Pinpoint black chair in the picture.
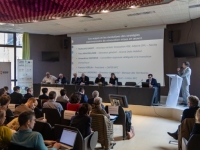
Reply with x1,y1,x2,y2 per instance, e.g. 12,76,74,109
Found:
125,82,136,86
36,99,42,109
57,101,67,110
117,82,122,86
157,83,161,103
8,143,36,150
89,81,94,85
33,120,55,140
54,124,98,150
182,134,200,150
42,108,61,126
105,105,127,140
34,107,42,118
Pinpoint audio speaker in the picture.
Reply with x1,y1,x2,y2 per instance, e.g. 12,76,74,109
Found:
169,31,173,43
63,39,68,49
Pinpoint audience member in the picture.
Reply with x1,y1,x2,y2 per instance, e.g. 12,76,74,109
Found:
0,88,6,96
56,89,69,103
55,73,69,84
79,73,89,85
71,73,80,84
0,107,12,149
0,94,13,123
24,88,33,100
78,87,88,103
42,72,57,84
43,91,63,113
11,111,60,149
88,90,105,109
190,108,200,136
109,73,118,85
3,86,10,95
39,88,49,100
10,86,23,104
167,95,199,139
91,97,110,119
66,93,81,111
70,103,92,138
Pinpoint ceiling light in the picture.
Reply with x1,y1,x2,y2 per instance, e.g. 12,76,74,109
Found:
76,13,85,16
32,20,38,22
130,5,139,8
101,10,109,13
0,23,6,25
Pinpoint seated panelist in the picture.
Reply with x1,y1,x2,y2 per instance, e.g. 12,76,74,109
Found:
55,73,68,84
109,73,118,85
95,74,105,85
71,73,80,84
146,74,157,87
80,73,89,85
42,72,57,84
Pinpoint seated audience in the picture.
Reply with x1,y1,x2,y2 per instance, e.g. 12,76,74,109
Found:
14,97,38,117
109,73,118,85
42,72,57,84
11,111,60,149
95,73,105,85
10,86,23,104
79,73,89,85
23,88,34,103
66,93,81,112
0,94,13,123
43,91,63,113
190,108,200,136
70,103,92,138
4,86,10,95
55,73,69,84
78,87,88,103
0,88,6,96
88,90,105,109
71,73,80,84
91,97,110,119
167,95,199,139
56,89,69,103
39,88,49,100
0,107,13,149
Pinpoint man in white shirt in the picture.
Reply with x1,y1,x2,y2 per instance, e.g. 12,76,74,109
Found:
42,72,57,84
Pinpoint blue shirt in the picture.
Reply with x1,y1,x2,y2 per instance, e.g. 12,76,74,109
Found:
43,99,63,113
11,129,56,150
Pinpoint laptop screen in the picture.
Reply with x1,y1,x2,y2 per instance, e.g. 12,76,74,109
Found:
60,129,77,147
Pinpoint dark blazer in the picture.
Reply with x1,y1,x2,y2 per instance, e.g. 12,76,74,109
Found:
181,106,199,122
109,78,118,85
80,93,88,103
10,92,23,104
88,98,105,109
56,77,69,84
39,94,49,100
80,76,89,85
146,78,158,87
95,77,105,84
70,115,92,138
71,77,80,84
191,123,200,136
22,93,34,103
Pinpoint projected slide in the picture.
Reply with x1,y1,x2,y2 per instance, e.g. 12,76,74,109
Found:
71,28,164,85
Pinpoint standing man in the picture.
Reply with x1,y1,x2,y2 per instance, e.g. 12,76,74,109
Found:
95,74,105,85
42,72,57,84
146,74,158,104
56,73,69,84
71,73,80,84
80,73,89,85
177,61,191,105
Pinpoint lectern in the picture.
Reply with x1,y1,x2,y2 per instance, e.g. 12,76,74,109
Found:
166,74,183,107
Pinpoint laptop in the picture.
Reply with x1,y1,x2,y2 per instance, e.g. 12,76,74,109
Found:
58,129,78,149
142,82,149,88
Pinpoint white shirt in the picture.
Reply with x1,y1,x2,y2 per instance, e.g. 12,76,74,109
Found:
42,75,57,84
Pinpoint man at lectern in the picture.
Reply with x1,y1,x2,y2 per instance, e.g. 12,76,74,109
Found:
146,74,158,103
177,61,191,105
80,73,89,85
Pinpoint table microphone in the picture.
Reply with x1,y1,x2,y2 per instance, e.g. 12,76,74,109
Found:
135,79,143,87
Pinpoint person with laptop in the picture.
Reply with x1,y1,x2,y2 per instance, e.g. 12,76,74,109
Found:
146,74,158,103
70,103,92,138
11,111,61,150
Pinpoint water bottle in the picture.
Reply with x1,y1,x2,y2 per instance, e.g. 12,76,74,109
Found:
115,80,117,86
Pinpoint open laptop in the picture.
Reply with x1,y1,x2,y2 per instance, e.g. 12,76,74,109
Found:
142,82,149,88
58,129,78,149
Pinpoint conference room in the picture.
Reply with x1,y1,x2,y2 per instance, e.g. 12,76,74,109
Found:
0,0,200,150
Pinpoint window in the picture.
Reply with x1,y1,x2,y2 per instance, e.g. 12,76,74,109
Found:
0,33,14,45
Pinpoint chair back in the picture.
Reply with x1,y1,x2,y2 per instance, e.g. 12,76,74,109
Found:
8,143,36,150
34,107,42,118
117,82,122,86
37,99,42,109
33,120,55,140
187,134,200,150
54,124,83,150
90,114,111,149
57,101,67,110
125,82,136,86
89,81,94,85
42,108,61,126
61,110,76,126
8,104,16,112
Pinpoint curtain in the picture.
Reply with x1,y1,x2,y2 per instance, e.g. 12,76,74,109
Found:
22,32,30,59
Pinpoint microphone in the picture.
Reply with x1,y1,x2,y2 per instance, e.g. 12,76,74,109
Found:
135,79,143,87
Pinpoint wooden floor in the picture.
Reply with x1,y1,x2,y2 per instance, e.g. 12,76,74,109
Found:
96,115,179,150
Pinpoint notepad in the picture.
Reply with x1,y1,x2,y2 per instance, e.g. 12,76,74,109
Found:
110,115,118,120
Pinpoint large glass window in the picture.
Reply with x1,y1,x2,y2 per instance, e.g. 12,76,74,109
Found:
0,33,14,45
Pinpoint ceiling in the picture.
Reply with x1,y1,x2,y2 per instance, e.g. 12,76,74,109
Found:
0,0,200,35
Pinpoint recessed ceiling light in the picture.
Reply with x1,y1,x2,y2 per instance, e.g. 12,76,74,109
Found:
76,13,85,16
101,10,109,13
